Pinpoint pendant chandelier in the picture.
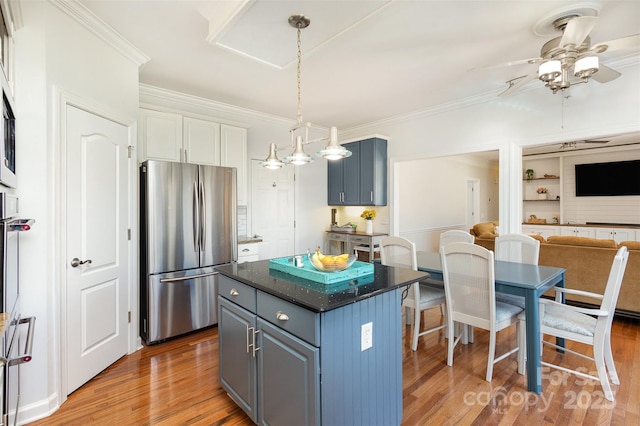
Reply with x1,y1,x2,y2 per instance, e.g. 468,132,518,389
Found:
260,15,351,170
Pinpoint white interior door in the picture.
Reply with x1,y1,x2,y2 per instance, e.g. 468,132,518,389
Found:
65,105,129,394
251,161,295,259
466,179,480,229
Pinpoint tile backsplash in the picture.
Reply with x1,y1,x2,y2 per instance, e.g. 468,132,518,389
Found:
237,205,247,236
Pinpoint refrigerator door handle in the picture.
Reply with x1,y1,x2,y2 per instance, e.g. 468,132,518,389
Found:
159,270,219,283
193,178,200,253
200,179,206,250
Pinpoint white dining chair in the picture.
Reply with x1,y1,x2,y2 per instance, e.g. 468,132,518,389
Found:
380,236,447,351
495,233,540,265
494,234,541,309
439,229,475,247
440,242,525,381
534,246,629,401
435,229,476,341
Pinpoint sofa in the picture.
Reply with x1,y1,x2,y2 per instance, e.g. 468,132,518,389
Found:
469,227,640,318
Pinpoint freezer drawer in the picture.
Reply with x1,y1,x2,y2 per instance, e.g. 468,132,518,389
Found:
143,267,219,344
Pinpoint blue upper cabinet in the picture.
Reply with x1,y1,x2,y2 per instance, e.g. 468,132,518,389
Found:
328,137,387,206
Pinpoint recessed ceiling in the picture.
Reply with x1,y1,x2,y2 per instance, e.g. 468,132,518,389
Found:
79,0,640,129
203,1,391,68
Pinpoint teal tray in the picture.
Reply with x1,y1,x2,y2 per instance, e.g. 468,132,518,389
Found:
269,256,374,284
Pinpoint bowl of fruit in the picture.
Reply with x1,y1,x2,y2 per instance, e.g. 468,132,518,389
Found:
309,248,357,272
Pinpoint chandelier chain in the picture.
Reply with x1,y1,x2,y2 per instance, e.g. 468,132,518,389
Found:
296,26,303,125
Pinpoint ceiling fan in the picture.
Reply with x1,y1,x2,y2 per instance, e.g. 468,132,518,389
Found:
559,139,609,149
489,12,640,96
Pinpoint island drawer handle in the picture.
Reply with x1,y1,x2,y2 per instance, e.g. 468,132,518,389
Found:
230,288,239,296
276,311,289,321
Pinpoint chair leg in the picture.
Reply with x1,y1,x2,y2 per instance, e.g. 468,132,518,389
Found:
447,318,456,366
603,334,620,385
411,306,421,351
405,306,412,325
486,331,496,382
593,341,615,401
517,320,526,375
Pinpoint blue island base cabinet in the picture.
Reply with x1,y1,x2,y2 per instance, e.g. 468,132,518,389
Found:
217,275,403,425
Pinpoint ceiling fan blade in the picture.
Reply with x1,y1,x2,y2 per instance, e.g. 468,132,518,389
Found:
472,56,542,71
591,33,640,53
591,64,621,83
560,16,597,47
498,72,538,97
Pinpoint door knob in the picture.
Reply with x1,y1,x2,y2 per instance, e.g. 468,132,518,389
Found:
70,258,92,268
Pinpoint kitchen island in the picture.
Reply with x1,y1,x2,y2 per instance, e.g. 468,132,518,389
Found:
215,259,429,426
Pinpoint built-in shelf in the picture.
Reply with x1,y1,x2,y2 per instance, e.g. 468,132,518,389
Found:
524,199,559,202
523,177,560,182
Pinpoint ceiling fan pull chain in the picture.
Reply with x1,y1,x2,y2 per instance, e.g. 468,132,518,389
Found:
561,92,564,129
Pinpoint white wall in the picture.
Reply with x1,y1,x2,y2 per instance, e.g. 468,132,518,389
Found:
11,2,640,423
14,1,141,421
396,154,499,251
331,60,640,237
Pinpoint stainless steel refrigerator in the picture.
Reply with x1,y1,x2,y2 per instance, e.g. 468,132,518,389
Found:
140,160,237,344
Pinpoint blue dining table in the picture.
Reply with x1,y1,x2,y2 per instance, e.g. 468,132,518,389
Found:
416,251,566,394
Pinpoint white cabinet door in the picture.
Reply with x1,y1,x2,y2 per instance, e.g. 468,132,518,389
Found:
238,243,260,263
522,225,559,239
183,117,220,165
221,125,248,205
140,109,183,162
596,227,636,243
560,227,595,238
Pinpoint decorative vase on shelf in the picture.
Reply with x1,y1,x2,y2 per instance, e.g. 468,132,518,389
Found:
365,220,373,234
538,193,547,200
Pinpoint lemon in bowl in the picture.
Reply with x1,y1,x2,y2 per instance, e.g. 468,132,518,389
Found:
310,252,357,272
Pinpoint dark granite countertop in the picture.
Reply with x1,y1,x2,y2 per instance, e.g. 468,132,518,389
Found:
215,260,428,312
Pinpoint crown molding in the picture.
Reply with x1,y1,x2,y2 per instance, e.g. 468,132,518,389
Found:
49,0,149,67
139,83,297,128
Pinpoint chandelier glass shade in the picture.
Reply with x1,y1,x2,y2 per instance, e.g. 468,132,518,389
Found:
259,14,351,169
284,135,314,165
317,127,352,160
262,143,285,170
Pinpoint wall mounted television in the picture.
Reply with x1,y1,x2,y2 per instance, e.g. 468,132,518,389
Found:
575,160,640,196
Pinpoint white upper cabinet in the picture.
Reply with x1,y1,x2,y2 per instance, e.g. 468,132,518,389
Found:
140,109,183,162
141,110,221,165
140,109,248,205
183,117,220,166
221,124,248,206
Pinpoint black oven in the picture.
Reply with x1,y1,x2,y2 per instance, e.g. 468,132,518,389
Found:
0,194,35,426
0,95,15,189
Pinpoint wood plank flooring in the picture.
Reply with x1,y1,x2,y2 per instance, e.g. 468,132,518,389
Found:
27,311,640,425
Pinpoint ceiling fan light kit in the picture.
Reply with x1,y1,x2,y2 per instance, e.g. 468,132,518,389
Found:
574,55,599,79
259,14,352,169
495,9,639,97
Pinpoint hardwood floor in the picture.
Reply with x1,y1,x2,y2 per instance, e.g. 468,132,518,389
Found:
28,311,640,425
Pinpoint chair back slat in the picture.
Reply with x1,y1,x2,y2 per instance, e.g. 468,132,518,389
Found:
599,246,630,330
495,234,540,265
379,236,417,271
441,242,495,330
439,230,474,248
